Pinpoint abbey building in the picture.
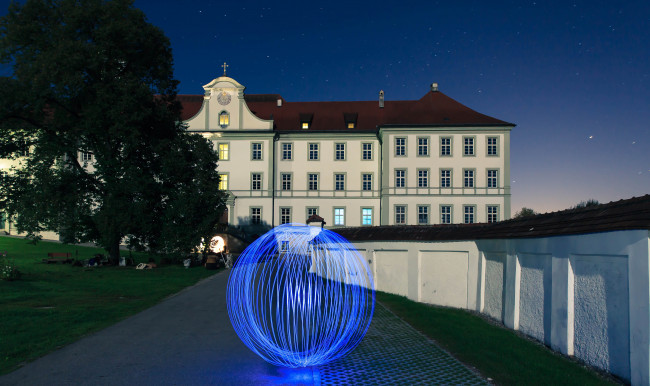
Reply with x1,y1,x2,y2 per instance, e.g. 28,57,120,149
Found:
179,75,514,232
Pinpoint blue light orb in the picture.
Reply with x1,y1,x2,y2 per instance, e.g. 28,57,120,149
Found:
226,223,375,368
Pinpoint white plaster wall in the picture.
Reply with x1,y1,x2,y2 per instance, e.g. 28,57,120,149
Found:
483,252,506,322
419,250,469,308
572,254,630,379
373,250,408,296
518,253,552,344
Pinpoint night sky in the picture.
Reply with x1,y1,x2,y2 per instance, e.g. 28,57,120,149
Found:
2,0,648,214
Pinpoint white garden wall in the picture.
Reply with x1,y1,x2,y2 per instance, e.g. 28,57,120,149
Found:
351,230,650,384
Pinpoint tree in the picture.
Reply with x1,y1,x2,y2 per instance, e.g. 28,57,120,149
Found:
513,207,537,219
0,0,225,260
571,199,600,210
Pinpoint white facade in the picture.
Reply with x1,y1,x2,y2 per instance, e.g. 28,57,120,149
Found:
183,76,514,232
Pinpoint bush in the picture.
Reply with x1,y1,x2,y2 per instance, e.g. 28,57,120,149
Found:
0,258,21,281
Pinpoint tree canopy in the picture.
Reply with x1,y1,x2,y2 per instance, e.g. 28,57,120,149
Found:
0,0,225,260
513,207,538,219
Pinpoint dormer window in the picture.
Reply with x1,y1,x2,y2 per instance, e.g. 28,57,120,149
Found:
344,113,358,130
219,111,230,128
299,113,313,130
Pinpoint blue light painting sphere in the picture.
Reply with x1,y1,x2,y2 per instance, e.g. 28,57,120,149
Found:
226,223,375,368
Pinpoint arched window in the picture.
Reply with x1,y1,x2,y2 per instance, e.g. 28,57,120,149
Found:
219,111,230,128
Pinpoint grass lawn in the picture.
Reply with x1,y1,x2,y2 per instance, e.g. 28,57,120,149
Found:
0,236,217,375
377,292,619,385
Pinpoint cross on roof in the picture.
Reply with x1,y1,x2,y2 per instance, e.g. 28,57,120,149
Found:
222,62,228,76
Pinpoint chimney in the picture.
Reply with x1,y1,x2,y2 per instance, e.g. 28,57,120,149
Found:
379,90,384,108
431,82,439,92
277,98,282,107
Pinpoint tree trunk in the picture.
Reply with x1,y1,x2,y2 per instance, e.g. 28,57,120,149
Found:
108,239,120,265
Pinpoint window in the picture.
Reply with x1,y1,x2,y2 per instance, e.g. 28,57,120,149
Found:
81,151,93,162
362,208,373,225
282,143,292,160
487,137,498,156
307,207,318,217
334,208,345,226
308,173,319,191
440,169,451,188
463,137,475,156
302,122,309,129
362,173,372,191
219,111,229,128
218,143,229,161
440,137,451,156
464,206,475,224
281,240,290,251
487,206,499,223
418,169,429,188
487,169,498,188
335,143,346,160
251,173,262,190
251,142,262,160
463,169,474,188
281,173,292,191
441,205,452,224
347,122,355,129
308,143,319,160
280,208,291,224
417,205,429,224
395,137,406,156
395,169,406,188
218,174,228,190
395,205,406,224
362,143,372,160
250,207,261,224
334,173,345,191
418,137,429,156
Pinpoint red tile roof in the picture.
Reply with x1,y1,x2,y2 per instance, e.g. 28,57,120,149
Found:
333,195,650,241
177,91,514,130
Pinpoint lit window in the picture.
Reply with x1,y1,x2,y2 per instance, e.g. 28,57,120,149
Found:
441,205,452,224
362,174,372,191
282,143,292,160
487,137,498,156
440,137,451,156
362,208,372,225
251,173,262,190
219,111,230,128
464,206,475,224
487,170,498,188
281,173,292,190
347,122,355,129
335,143,345,160
308,143,319,160
251,143,262,160
463,137,474,156
362,143,372,160
281,208,291,224
335,174,345,191
464,169,474,188
418,205,429,224
302,122,309,129
487,206,498,223
395,205,406,224
251,207,261,224
218,143,229,161
308,173,318,191
395,169,406,188
418,137,429,156
334,208,345,226
218,174,228,190
395,137,406,156
418,169,428,187
440,169,451,188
